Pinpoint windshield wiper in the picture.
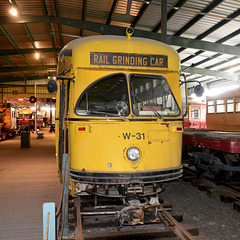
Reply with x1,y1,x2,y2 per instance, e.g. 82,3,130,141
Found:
89,110,128,120
134,95,164,121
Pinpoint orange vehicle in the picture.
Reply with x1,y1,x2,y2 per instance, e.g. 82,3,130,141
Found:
0,103,18,138
17,111,34,132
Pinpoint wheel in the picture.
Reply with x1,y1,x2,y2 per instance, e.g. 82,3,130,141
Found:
7,131,13,138
212,151,232,180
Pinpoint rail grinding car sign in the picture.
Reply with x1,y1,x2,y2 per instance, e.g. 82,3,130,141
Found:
90,52,168,68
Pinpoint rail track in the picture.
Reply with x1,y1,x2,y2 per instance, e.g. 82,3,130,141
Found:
182,165,240,212
58,194,209,240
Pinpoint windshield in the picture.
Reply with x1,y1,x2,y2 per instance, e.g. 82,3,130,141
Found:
75,73,130,117
130,74,180,117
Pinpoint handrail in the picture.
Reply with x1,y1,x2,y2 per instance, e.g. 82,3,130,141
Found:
45,212,50,240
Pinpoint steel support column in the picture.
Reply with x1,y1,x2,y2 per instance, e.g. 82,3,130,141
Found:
1,76,3,103
35,82,37,132
161,0,167,43
50,98,52,125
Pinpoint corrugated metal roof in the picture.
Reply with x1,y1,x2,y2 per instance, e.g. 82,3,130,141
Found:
0,0,239,96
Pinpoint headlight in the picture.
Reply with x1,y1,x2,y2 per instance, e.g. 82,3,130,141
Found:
127,147,140,161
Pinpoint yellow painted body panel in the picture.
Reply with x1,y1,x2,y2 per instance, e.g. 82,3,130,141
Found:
69,121,182,172
58,36,180,73
55,35,183,190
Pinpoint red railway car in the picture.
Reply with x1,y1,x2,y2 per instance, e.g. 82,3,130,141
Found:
184,101,206,129
183,88,240,179
17,111,35,132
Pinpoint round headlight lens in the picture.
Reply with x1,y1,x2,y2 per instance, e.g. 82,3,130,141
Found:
127,147,140,161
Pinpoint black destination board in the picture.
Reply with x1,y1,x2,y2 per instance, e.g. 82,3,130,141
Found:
90,52,168,68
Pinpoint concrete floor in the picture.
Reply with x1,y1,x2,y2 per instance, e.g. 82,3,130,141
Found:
1,128,240,240
0,129,62,240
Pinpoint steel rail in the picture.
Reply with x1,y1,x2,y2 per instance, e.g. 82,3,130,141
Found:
76,196,84,240
159,205,196,240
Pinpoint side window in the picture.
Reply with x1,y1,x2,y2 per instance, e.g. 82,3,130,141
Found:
75,74,129,116
235,97,240,112
226,98,234,113
190,106,200,119
216,99,225,113
207,100,215,113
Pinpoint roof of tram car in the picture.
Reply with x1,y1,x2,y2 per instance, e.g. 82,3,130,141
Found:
58,35,180,71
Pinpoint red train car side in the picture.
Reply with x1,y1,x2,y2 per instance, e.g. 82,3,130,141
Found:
184,102,206,129
183,89,240,179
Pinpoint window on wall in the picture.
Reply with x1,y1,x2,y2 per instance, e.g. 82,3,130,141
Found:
190,106,200,119
236,97,240,112
216,99,225,113
207,100,215,113
226,98,234,113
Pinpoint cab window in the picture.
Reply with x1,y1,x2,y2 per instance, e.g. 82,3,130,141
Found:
75,73,129,117
130,74,180,117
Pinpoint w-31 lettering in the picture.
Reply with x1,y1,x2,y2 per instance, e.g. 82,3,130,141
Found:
122,133,145,140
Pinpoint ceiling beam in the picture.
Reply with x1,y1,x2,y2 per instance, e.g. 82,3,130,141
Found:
106,0,119,25
10,0,46,69
53,0,64,47
131,0,152,28
0,24,33,75
180,7,240,59
174,0,223,37
181,65,240,81
1,75,50,82
40,0,56,49
0,16,240,57
80,0,87,37
153,0,188,33
169,35,240,58
2,63,239,81
0,65,57,73
183,28,240,66
1,84,48,88
161,0,167,43
0,48,61,56
52,17,240,57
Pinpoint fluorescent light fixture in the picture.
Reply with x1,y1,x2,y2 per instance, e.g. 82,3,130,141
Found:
206,84,240,97
41,106,56,111
34,41,40,48
35,53,40,59
10,7,18,16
